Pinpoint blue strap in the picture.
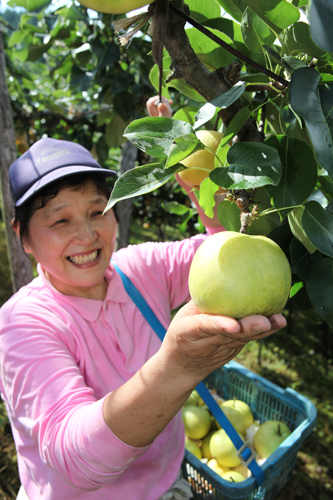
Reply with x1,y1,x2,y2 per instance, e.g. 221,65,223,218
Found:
112,260,264,486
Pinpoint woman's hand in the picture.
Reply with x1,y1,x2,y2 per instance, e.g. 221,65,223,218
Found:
146,96,173,117
175,173,226,233
161,300,286,385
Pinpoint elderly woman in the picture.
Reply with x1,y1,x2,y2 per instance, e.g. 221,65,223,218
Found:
0,98,286,500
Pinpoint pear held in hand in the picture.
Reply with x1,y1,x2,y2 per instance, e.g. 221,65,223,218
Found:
189,231,291,319
78,0,151,14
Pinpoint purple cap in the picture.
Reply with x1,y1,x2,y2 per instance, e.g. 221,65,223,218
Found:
10,138,117,207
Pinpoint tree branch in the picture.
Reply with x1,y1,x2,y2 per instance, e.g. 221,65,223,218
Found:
169,3,289,88
162,0,263,142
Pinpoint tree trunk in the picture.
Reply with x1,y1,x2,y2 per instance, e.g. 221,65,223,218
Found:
115,141,138,250
0,32,33,293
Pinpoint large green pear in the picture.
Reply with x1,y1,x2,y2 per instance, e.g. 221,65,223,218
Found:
189,231,291,319
77,0,151,14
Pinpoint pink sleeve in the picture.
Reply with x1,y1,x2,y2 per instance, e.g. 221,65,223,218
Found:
115,234,208,314
0,302,150,490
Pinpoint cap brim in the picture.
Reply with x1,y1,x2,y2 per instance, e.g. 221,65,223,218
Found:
15,165,117,207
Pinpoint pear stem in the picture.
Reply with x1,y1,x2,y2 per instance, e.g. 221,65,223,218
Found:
225,189,259,233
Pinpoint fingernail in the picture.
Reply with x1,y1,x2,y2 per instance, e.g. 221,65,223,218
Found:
252,325,269,333
271,320,286,329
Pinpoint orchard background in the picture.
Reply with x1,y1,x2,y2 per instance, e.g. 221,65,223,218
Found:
0,0,332,498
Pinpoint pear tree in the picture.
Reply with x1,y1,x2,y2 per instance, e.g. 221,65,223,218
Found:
103,0,333,328
2,0,333,328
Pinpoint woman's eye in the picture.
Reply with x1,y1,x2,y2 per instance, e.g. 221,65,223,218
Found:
54,219,68,226
92,211,103,217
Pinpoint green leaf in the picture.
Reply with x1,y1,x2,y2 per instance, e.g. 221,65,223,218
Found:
262,44,282,63
193,82,247,129
161,201,190,216
285,22,325,58
149,57,205,103
186,27,236,71
268,222,294,253
282,56,307,71
104,163,181,211
264,46,308,73
265,136,317,209
309,0,333,53
218,200,241,231
217,187,280,235
244,0,300,32
8,29,31,47
288,206,317,254
290,281,304,299
70,65,93,92
185,0,221,23
203,17,244,46
7,0,51,11
216,0,247,23
91,40,121,72
289,67,333,179
198,178,219,218
105,112,130,148
193,102,216,130
241,7,276,53
289,236,313,281
210,142,282,189
178,210,198,236
317,174,333,199
319,81,333,142
26,41,53,61
302,200,333,258
214,81,247,109
173,106,200,126
291,282,319,319
216,107,252,152
165,134,202,168
54,3,87,20
193,104,217,131
306,256,333,327
124,118,194,160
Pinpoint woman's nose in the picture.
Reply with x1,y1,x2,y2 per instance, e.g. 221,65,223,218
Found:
73,219,98,244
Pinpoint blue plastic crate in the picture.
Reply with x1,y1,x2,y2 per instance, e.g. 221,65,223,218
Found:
181,360,317,500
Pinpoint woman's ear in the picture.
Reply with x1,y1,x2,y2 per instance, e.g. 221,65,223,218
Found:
11,218,19,237
11,219,32,253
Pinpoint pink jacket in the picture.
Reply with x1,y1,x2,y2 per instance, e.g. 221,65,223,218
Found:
0,235,206,499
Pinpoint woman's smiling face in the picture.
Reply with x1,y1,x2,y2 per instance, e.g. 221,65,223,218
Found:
17,180,117,300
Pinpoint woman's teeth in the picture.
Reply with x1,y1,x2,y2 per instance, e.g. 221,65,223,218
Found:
68,250,99,264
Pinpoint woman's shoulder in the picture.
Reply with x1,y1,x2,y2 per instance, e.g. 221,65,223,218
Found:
0,275,54,320
115,233,207,260
112,233,208,285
